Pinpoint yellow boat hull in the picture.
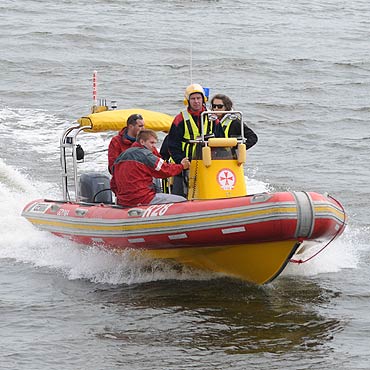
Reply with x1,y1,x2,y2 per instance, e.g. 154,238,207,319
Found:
145,240,300,284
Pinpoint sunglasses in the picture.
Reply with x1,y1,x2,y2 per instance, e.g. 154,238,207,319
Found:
212,104,224,109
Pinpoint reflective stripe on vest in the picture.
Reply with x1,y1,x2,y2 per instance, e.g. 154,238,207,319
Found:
181,110,213,158
221,116,233,137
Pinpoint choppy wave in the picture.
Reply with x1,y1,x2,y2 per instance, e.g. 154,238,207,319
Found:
2,0,370,367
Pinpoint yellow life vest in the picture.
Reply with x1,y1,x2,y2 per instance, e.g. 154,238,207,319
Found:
220,116,233,137
181,109,213,159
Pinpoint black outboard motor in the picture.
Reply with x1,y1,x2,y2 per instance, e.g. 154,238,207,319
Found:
78,172,112,204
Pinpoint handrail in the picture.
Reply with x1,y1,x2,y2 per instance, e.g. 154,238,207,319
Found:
200,110,244,141
60,123,92,202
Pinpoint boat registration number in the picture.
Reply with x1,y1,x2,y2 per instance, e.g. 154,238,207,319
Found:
142,203,173,217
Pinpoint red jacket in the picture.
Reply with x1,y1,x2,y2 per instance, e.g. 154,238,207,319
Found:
108,128,160,195
108,128,161,171
108,128,135,173
111,142,184,207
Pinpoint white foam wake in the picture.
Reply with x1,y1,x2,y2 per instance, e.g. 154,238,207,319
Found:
0,158,361,286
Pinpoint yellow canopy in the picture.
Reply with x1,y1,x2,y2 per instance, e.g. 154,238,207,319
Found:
78,108,174,133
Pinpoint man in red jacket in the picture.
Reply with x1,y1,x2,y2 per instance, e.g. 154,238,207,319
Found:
111,129,190,207
108,113,145,174
108,113,162,195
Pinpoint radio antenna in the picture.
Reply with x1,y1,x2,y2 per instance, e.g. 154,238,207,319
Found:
92,70,97,112
190,42,193,84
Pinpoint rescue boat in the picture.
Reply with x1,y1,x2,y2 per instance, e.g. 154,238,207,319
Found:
22,106,346,284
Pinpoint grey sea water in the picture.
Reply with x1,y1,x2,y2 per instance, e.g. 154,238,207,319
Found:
1,0,370,369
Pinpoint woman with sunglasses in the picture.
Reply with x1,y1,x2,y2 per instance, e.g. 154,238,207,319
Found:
210,94,258,150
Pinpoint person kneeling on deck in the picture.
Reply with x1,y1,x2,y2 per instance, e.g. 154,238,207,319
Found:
110,129,190,207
